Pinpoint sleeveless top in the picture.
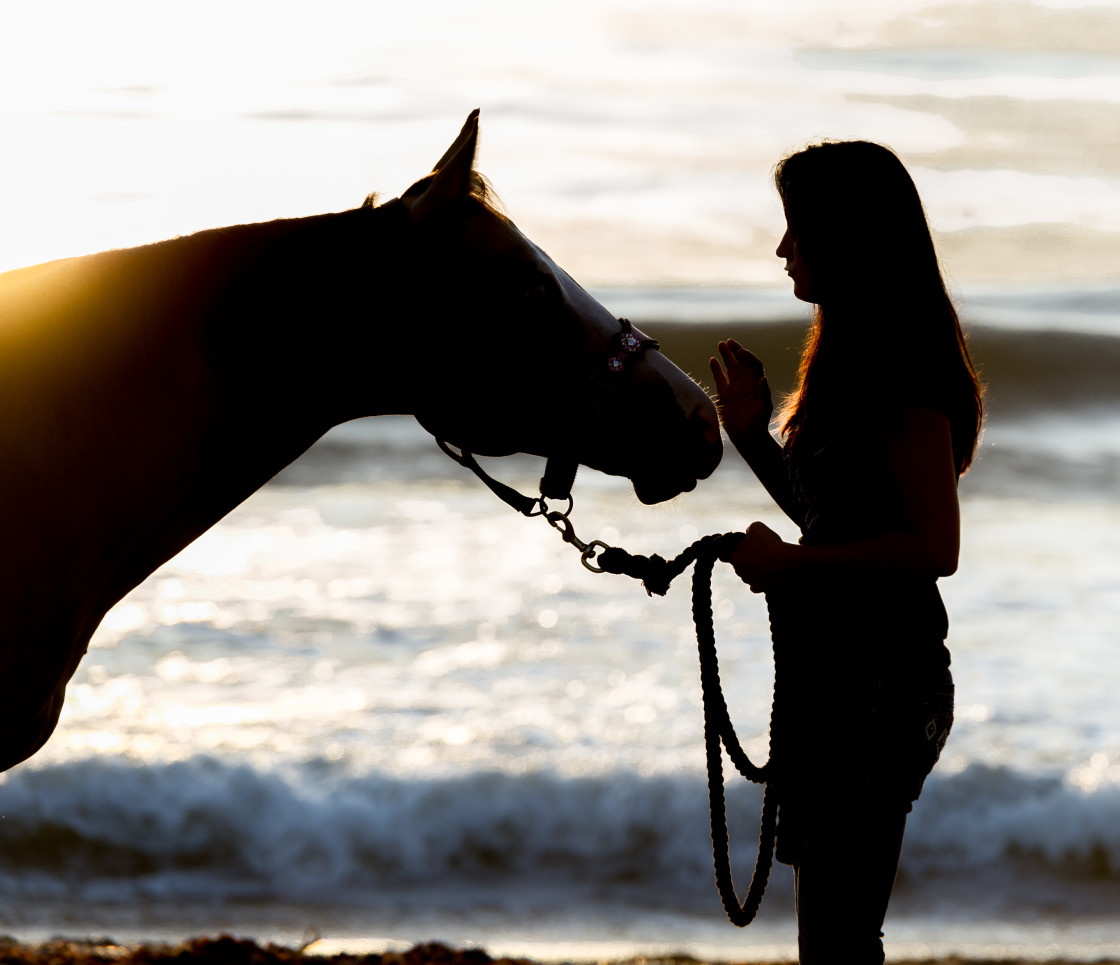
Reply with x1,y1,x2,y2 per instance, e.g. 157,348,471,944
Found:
762,414,957,813
765,417,952,687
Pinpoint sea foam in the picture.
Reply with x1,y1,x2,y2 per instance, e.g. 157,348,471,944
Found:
1,756,1116,918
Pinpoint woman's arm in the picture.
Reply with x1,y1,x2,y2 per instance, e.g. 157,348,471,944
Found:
728,405,960,591
709,339,802,523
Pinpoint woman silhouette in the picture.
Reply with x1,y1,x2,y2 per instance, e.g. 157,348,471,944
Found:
709,141,983,963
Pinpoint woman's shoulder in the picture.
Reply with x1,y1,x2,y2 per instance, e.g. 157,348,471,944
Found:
886,365,954,412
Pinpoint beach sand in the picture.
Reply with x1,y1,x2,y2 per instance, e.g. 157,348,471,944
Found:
0,936,1112,965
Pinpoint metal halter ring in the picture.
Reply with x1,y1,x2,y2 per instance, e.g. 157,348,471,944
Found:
537,494,574,519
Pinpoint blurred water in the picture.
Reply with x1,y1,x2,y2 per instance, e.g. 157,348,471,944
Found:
0,0,1119,959
0,302,1108,957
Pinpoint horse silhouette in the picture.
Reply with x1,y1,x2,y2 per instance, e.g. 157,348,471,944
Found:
0,111,722,772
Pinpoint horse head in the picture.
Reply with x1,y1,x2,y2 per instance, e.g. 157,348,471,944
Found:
392,111,722,505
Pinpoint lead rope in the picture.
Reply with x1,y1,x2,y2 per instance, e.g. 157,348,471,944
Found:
432,440,779,925
596,533,779,927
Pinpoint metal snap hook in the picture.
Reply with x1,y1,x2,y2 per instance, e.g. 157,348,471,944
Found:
544,504,611,574
545,511,586,551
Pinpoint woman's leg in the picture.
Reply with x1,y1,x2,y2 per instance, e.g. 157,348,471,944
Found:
792,795,909,965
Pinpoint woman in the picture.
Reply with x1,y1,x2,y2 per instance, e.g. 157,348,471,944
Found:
709,141,983,963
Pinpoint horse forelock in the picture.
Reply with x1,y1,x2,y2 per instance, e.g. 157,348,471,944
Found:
466,171,505,215
372,170,508,221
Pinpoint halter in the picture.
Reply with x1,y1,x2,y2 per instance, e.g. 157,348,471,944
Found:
376,194,658,555
435,316,659,571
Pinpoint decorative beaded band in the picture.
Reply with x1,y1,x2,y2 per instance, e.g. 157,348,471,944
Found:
606,318,659,373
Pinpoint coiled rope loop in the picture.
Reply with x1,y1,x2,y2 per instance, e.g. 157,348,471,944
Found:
431,440,779,926
598,532,779,927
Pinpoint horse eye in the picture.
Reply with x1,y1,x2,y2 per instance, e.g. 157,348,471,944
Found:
524,275,559,306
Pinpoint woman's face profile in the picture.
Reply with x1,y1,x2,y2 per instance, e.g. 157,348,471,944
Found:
776,225,818,303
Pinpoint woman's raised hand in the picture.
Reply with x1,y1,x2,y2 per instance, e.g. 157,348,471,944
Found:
708,339,773,444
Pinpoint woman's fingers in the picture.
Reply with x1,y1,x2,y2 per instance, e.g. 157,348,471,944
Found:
708,356,728,393
717,341,753,383
717,340,766,381
717,340,739,373
732,343,766,379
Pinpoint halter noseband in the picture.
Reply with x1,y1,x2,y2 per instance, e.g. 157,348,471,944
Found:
435,316,658,569
440,315,658,504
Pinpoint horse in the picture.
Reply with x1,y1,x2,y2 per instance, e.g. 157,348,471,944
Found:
0,111,722,774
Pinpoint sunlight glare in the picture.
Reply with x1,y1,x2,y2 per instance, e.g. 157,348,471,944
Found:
0,2,384,271
100,602,147,633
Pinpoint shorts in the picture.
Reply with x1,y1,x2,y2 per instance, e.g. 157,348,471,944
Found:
771,669,954,866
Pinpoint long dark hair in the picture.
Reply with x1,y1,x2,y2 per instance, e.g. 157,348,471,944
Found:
774,140,983,475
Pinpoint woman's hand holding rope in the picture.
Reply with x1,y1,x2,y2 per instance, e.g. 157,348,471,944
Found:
725,520,799,594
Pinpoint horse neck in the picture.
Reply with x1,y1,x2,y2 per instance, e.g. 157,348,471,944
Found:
0,203,429,622
197,203,421,430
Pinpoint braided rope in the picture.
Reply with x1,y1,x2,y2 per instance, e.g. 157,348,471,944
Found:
433,436,780,921
598,533,779,927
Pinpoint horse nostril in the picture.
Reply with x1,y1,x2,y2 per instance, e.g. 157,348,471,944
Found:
700,435,723,478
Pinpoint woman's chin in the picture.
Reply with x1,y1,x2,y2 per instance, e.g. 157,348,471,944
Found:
791,282,818,304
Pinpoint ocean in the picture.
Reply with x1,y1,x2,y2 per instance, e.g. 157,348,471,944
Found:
0,1,1119,961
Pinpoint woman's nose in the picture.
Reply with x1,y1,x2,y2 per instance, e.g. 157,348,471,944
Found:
775,229,791,259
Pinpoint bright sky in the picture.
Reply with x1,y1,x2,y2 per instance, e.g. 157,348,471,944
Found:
2,0,1120,285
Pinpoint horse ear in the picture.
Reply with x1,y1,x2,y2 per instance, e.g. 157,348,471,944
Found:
408,109,480,222
433,109,480,172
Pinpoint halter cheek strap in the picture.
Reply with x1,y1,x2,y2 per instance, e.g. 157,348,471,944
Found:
539,318,659,501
